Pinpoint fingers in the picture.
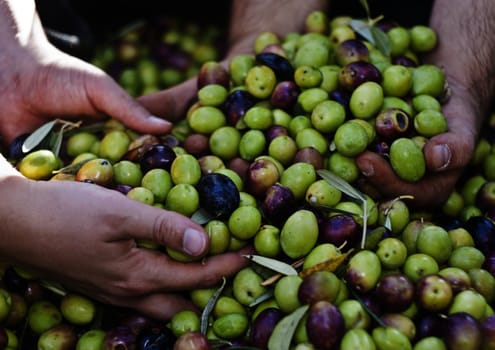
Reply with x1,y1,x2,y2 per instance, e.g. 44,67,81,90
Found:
137,77,197,123
120,293,199,320
136,246,252,292
84,68,173,135
356,151,461,207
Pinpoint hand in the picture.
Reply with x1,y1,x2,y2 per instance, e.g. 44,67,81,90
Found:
0,2,172,146
0,173,250,319
356,79,480,208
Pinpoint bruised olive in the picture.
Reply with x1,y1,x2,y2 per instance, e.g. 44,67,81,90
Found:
338,61,382,91
293,147,324,169
222,89,257,126
255,52,295,81
196,173,240,219
139,143,176,173
375,108,411,142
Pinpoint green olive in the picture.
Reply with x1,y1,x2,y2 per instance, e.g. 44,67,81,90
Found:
389,138,426,182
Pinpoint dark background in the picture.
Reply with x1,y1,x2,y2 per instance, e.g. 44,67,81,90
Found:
34,0,433,59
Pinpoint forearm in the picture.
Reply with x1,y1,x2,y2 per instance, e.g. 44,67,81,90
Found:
427,0,495,119
227,0,329,55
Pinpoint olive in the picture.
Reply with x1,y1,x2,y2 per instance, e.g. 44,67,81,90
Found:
196,173,240,219
338,61,382,91
375,108,412,142
222,89,257,127
335,38,370,66
75,158,114,187
255,52,295,81
139,143,177,173
270,81,300,111
197,61,230,89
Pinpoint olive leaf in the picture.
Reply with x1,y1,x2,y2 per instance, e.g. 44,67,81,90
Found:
350,19,374,43
51,123,71,157
200,277,227,335
244,254,298,276
267,305,309,350
39,279,67,297
52,159,91,175
249,289,274,308
22,120,57,153
191,208,216,225
299,250,352,278
370,26,391,56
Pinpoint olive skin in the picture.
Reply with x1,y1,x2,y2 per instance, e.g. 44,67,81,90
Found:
222,89,257,127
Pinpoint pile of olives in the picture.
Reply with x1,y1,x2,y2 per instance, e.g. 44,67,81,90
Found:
3,9,495,350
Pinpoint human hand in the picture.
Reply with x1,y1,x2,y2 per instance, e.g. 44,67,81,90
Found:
0,172,250,320
356,80,480,208
0,1,171,146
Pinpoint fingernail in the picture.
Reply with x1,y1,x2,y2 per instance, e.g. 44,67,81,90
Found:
148,115,171,126
183,228,207,256
431,144,451,170
360,160,374,177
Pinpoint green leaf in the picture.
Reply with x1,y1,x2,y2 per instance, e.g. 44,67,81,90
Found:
244,254,298,276
191,208,216,225
22,120,57,153
200,277,227,335
53,159,91,175
371,26,391,56
350,19,374,43
249,289,274,308
359,0,371,18
268,305,309,350
317,169,365,202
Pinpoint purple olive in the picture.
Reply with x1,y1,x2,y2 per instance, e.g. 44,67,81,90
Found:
249,308,284,349
375,108,411,142
415,312,444,340
196,173,240,219
338,61,382,91
329,89,352,116
442,312,482,350
197,61,230,89
270,81,300,111
255,52,295,81
319,214,361,251
476,181,495,213
139,143,176,173
335,39,370,66
123,134,161,162
463,216,495,255
298,271,341,305
8,132,31,161
222,89,257,126
265,125,289,143
293,147,324,170
306,301,345,350
375,273,415,313
261,183,297,226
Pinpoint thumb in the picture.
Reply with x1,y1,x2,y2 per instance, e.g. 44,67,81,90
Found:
122,203,210,257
